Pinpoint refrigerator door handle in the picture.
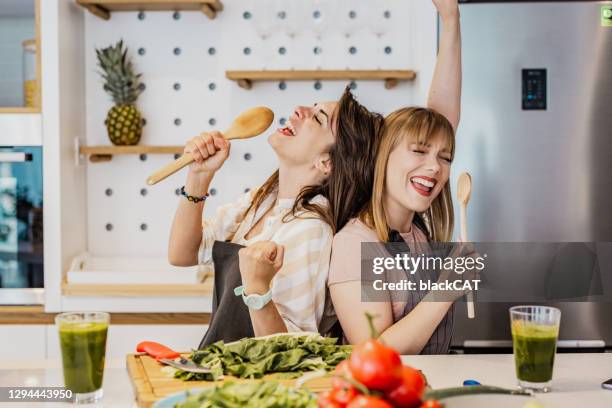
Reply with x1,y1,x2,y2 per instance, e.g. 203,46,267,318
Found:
463,340,512,348
556,340,606,349
463,340,606,348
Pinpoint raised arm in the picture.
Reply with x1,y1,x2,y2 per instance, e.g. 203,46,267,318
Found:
168,132,230,266
428,0,462,131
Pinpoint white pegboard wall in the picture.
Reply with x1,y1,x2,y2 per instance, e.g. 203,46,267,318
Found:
84,0,437,257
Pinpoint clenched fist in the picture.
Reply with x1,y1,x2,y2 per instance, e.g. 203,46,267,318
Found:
184,130,230,174
238,241,285,296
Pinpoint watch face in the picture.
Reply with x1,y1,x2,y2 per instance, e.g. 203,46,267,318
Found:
245,296,263,310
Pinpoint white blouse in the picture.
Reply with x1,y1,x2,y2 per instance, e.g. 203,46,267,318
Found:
198,189,335,334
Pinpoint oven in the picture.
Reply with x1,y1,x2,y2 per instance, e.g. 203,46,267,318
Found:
0,146,43,304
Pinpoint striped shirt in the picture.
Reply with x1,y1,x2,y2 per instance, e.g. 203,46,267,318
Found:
199,189,336,334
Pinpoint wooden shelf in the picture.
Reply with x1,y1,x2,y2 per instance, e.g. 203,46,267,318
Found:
0,306,212,325
76,0,224,20
225,70,417,90
62,282,212,297
0,107,41,114
80,145,183,163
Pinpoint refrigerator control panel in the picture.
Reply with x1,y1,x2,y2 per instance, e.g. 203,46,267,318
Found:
522,69,547,110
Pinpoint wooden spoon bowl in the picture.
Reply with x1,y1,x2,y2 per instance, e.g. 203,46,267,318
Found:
146,107,274,185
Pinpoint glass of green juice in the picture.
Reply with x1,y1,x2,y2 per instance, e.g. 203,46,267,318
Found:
510,306,561,392
56,312,109,404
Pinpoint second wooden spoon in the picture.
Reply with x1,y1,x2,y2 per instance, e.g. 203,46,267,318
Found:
457,172,475,319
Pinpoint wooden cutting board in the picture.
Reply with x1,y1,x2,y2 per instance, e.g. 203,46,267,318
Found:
126,353,334,408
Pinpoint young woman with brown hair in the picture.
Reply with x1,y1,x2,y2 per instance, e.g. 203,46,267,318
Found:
329,0,463,354
168,89,383,345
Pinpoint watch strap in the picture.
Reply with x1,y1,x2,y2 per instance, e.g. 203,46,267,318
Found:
234,285,273,310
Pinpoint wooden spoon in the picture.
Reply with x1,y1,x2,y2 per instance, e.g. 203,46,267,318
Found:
146,107,274,185
457,172,475,319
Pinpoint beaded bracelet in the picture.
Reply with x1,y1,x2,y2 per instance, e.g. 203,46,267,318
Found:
180,186,209,203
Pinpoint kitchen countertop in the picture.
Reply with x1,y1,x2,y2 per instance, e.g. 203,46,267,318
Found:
0,354,610,407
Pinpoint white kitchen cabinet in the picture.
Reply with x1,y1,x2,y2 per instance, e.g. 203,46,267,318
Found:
46,324,208,359
0,325,46,360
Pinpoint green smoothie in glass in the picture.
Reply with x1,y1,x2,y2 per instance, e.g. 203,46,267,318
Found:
510,306,561,392
56,312,109,404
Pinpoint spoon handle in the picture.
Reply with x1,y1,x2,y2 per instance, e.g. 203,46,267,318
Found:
147,154,193,186
460,204,468,242
460,202,476,319
466,293,475,318
146,127,232,186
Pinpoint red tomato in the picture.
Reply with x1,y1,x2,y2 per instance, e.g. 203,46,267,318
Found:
332,360,353,389
348,339,403,391
330,361,360,406
346,395,394,408
329,385,358,406
319,391,343,408
385,366,426,408
419,400,443,408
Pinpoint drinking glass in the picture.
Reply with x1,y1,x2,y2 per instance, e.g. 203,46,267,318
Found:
369,1,392,68
251,0,276,69
337,0,366,39
56,312,109,404
308,0,336,69
275,0,306,39
510,306,561,392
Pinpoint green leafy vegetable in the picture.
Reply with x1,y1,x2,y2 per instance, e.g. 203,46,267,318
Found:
174,381,317,408
175,333,352,381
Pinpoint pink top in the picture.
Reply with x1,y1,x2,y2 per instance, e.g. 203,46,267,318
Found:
328,218,429,322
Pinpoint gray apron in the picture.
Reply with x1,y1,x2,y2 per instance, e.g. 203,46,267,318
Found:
401,291,455,355
198,240,254,348
388,230,454,355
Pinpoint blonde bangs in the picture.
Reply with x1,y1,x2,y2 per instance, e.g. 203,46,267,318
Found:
391,108,455,161
362,107,456,243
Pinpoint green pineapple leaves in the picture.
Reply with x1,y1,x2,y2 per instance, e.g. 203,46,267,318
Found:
96,39,143,105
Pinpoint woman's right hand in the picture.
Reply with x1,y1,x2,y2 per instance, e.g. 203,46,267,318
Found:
184,131,231,174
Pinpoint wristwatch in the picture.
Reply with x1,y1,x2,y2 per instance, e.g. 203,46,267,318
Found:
234,285,273,310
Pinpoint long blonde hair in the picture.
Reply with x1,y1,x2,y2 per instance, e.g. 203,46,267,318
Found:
361,107,456,242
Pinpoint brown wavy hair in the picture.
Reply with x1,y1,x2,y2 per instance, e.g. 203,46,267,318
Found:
245,86,384,232
361,107,456,242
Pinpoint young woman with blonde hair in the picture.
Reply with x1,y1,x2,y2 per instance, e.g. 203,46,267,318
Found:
329,0,463,354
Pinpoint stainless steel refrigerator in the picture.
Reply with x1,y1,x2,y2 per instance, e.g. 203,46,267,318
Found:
451,1,612,351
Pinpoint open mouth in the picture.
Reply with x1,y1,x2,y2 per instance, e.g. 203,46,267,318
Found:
278,122,297,137
410,176,437,197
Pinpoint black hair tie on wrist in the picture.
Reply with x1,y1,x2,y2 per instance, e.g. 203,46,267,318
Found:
180,186,210,203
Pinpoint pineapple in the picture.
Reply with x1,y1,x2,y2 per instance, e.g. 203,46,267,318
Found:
96,40,143,145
